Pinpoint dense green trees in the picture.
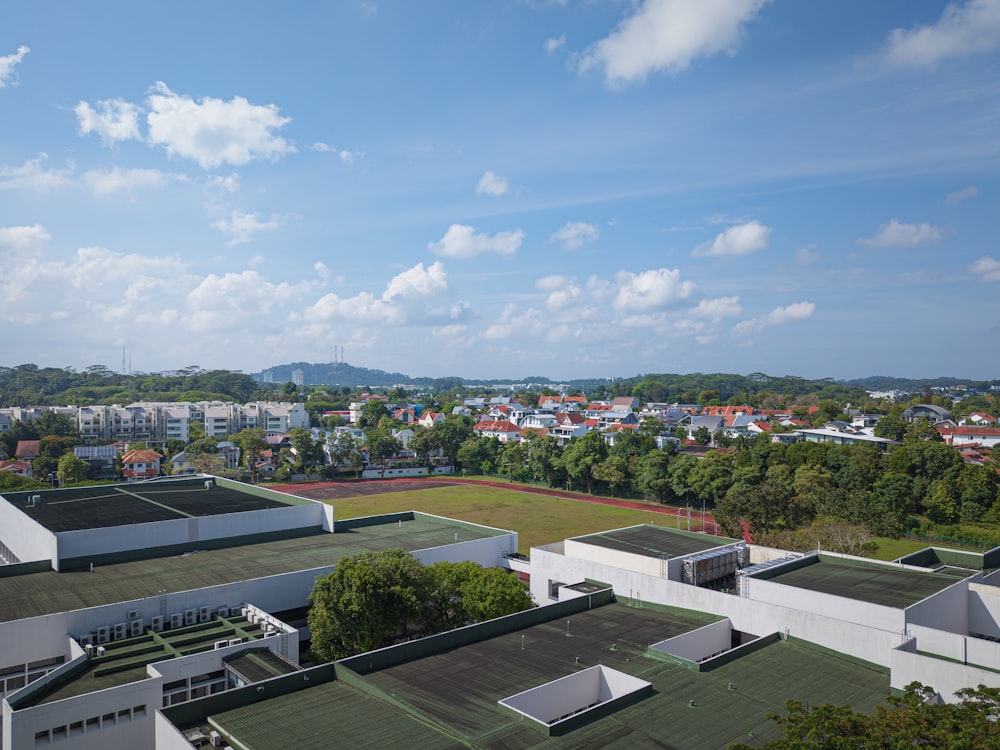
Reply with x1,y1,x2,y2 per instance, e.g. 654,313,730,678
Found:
732,683,1000,750
307,548,533,661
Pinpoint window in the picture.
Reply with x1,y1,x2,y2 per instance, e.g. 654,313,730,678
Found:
133,705,146,718
34,730,50,747
102,713,116,726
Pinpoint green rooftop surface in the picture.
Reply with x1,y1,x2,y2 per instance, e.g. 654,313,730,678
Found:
763,554,970,609
22,615,268,707
571,524,738,559
225,649,300,683
211,681,467,750
0,513,509,623
3,476,309,532
207,603,890,749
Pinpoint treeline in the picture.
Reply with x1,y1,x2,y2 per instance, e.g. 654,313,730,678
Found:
0,364,261,406
455,428,1000,546
603,372,869,406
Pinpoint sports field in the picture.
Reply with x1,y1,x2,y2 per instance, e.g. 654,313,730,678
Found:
275,478,718,555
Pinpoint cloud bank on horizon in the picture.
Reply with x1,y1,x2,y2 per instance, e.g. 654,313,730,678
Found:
1,0,998,381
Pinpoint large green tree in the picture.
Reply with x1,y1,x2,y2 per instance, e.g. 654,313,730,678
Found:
732,683,1000,750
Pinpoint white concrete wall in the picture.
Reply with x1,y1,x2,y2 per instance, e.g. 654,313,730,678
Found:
4,673,161,750
55,504,326,563
968,583,1000,639
746,576,904,634
0,497,56,564
907,624,1000,670
651,619,731,662
153,711,194,750
413,533,518,569
0,615,74,679
905,578,970,634
891,642,1000,700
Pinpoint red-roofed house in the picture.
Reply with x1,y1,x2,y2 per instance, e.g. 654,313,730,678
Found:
0,459,32,478
938,426,1000,449
15,440,40,461
472,420,523,443
121,449,162,481
417,412,445,428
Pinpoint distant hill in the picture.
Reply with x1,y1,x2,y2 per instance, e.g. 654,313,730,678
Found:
256,362,432,388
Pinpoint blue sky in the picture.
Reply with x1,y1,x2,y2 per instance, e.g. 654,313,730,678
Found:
1,1,998,382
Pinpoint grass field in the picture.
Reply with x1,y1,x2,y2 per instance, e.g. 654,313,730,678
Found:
324,483,713,555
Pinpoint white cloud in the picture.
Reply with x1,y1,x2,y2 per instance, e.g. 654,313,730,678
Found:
313,143,363,164
382,261,447,301
475,170,509,196
796,245,820,266
882,0,1000,67
145,82,294,169
733,300,815,337
946,185,979,205
970,255,1000,281
0,45,29,88
550,221,599,250
81,167,184,196
205,173,241,193
213,210,283,246
428,224,524,259
765,301,815,324
545,35,566,53
311,142,333,152
691,296,742,319
75,99,142,144
578,0,770,86
0,224,51,254
0,155,74,191
613,268,696,310
692,220,771,257
186,270,318,331
859,219,943,248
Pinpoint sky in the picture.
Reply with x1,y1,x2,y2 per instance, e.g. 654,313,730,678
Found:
1,1,999,382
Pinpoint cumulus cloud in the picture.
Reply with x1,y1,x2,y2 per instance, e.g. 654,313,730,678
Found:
0,45,29,88
882,0,1000,67
205,173,241,194
81,167,184,196
765,301,815,324
578,0,770,86
428,224,524,259
382,261,447,301
145,82,294,168
0,224,51,254
613,268,696,310
75,99,142,144
691,296,742,319
946,185,979,205
733,300,815,337
0,155,74,191
970,255,1000,281
213,210,283,246
692,220,771,257
545,35,566,53
550,221,599,250
859,219,943,248
475,171,509,196
312,142,363,164
185,269,317,330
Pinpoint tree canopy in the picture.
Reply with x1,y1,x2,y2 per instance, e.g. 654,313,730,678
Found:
307,548,533,661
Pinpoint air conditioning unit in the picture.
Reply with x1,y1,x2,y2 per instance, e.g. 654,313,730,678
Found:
84,644,94,656
199,606,211,623
78,634,94,648
113,622,127,640
96,646,106,657
214,640,228,650
96,626,110,644
217,606,229,618
170,613,183,629
127,609,139,620
130,619,143,637
184,609,197,626
228,638,242,646
150,616,164,632
209,730,222,747
263,631,277,639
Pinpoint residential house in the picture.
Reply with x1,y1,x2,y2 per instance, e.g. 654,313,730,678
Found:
901,404,954,425
472,420,523,443
121,449,162,481
417,411,445,429
14,440,40,463
938,426,1000,450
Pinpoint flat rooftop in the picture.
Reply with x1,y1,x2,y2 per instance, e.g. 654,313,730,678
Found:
20,613,270,707
570,524,738,559
3,477,308,532
0,513,509,624
762,554,970,608
203,603,890,749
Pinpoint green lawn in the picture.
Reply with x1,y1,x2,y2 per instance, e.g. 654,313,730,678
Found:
326,484,708,555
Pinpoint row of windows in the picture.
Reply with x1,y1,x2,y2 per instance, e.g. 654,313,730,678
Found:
34,706,146,746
